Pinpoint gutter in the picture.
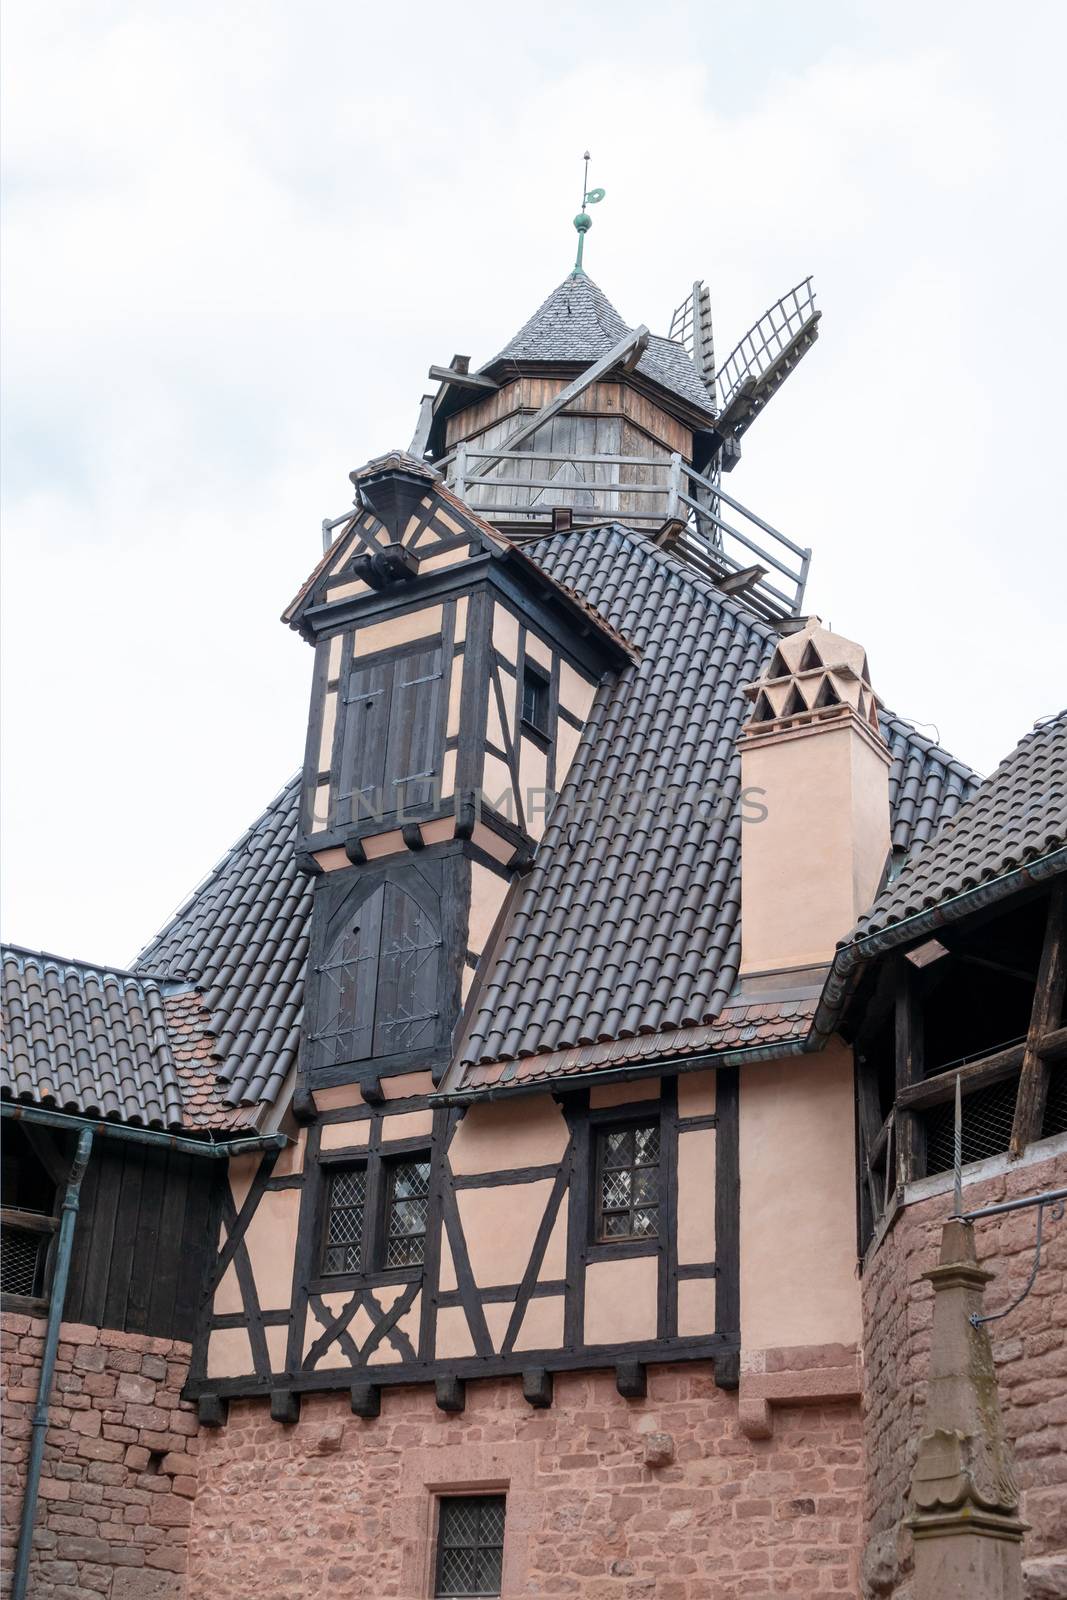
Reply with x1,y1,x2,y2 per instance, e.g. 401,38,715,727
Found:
0,1102,289,1159
810,846,1067,1049
433,1033,811,1106
11,1128,93,1600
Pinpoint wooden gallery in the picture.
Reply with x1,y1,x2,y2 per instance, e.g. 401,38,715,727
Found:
2,261,1065,1600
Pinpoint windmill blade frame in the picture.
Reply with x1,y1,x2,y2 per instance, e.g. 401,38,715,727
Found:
713,276,820,449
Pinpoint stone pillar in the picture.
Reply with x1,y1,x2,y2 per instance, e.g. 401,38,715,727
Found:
906,1218,1027,1599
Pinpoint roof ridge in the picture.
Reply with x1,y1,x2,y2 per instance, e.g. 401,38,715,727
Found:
1,942,167,988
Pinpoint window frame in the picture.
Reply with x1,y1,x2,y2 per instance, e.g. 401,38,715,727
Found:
590,1114,662,1252
318,1160,371,1279
379,1151,433,1271
520,661,552,738
1,1123,62,1315
433,1493,507,1599
315,1142,433,1288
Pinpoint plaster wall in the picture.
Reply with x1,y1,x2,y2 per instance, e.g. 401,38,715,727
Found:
739,1039,862,1354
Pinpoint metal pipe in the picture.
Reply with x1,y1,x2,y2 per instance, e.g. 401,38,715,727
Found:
960,1187,1067,1222
11,1127,94,1600
0,1102,288,1160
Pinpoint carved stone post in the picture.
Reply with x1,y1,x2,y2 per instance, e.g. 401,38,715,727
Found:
906,1218,1027,1599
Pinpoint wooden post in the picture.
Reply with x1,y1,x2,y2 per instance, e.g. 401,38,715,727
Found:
453,440,468,502
894,959,925,1187
1010,884,1066,1158
666,452,683,524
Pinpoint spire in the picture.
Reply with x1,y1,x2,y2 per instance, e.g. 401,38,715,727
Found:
571,151,605,276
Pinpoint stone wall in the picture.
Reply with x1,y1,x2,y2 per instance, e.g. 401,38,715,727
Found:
861,1145,1067,1599
0,1315,197,1599
189,1364,863,1599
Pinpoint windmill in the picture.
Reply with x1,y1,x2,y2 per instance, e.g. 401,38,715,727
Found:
387,168,821,623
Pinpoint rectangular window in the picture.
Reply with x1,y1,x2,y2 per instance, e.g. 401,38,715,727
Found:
321,1165,366,1275
521,664,550,734
596,1121,660,1241
383,1156,431,1267
435,1495,505,1598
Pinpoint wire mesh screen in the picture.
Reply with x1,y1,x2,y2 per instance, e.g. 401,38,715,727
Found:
1042,1069,1067,1140
1,1226,47,1298
924,1077,1019,1175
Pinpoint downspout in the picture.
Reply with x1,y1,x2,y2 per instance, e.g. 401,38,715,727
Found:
4,1105,288,1597
11,1126,94,1600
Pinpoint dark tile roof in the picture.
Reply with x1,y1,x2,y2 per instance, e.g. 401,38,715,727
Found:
457,995,820,1095
1,946,186,1129
485,273,716,418
443,525,981,1090
134,777,311,1118
881,713,978,854
129,524,978,1112
852,709,1067,943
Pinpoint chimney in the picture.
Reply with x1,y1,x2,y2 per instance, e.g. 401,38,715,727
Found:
738,618,891,977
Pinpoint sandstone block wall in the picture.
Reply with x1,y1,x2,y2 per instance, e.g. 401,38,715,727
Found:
190,1364,863,1600
0,1316,196,1600
861,1148,1067,1600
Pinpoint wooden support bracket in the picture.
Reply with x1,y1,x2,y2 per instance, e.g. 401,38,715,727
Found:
197,1394,229,1429
435,1375,466,1413
615,1360,647,1400
269,1389,300,1424
713,1348,741,1392
350,1383,381,1418
521,1368,553,1409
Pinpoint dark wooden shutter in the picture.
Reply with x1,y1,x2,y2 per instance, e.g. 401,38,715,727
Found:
373,883,441,1057
314,887,384,1067
383,644,444,814
339,659,392,822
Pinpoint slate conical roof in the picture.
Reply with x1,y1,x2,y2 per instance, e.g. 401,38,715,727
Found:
484,272,716,419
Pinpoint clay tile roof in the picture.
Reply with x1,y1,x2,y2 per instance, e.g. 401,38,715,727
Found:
132,523,979,1113
852,709,1067,943
134,777,311,1120
485,273,716,418
437,524,981,1094
1,945,186,1129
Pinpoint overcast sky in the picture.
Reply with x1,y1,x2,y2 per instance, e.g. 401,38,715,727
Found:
3,0,1065,969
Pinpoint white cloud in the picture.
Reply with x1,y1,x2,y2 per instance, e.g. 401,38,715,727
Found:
2,0,1065,963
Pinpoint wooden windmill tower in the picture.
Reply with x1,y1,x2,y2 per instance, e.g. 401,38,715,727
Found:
395,164,822,623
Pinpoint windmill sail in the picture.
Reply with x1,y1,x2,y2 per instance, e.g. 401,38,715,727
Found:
668,281,717,406
714,277,820,447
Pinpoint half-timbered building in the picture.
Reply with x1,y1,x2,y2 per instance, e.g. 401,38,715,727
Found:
2,262,1064,1600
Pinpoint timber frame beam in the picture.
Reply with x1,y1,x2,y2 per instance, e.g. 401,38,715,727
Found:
1010,883,1065,1157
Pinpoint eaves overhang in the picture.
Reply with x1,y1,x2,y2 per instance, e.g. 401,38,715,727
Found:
809,845,1067,1051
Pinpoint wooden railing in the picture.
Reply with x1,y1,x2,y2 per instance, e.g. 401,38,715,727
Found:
438,444,812,619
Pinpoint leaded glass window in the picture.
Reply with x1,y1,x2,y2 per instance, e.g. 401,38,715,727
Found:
435,1495,505,1598
596,1121,660,1241
384,1157,431,1267
322,1166,366,1275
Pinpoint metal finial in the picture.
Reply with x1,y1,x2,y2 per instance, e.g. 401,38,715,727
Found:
572,151,606,276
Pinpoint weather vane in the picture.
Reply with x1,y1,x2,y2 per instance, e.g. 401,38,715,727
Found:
572,151,606,276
